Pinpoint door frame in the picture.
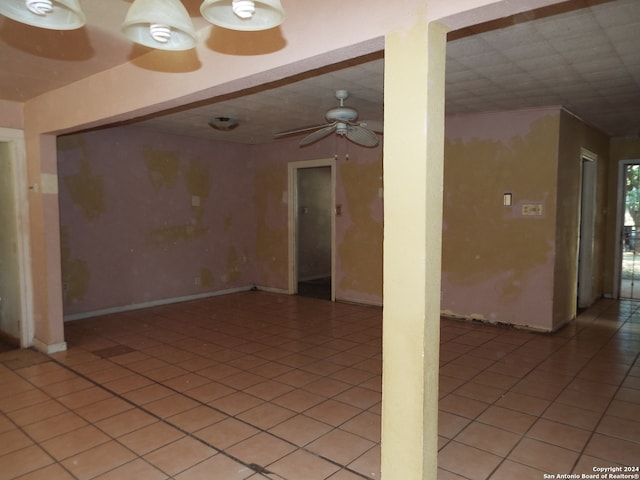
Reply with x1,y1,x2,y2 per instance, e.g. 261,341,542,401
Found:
0,128,34,348
287,158,336,300
613,159,640,299
576,148,597,309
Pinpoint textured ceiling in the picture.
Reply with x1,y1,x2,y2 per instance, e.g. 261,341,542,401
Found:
2,0,639,143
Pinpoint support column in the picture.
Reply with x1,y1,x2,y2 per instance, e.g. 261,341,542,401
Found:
381,19,448,480
26,132,66,353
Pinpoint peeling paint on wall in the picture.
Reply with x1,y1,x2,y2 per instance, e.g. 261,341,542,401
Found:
63,158,105,221
338,155,383,297
144,146,179,190
443,114,557,301
441,112,560,328
60,226,90,304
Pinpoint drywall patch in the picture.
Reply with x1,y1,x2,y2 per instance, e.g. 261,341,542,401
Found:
63,159,105,220
60,226,90,305
144,146,179,190
338,155,383,297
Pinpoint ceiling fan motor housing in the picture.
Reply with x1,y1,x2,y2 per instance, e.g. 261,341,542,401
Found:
325,106,358,123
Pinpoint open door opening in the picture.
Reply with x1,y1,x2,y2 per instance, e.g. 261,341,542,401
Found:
619,162,640,299
577,149,597,310
288,159,335,301
0,134,31,350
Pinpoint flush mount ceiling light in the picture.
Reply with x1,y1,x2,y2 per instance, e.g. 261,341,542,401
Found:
208,116,240,131
0,0,85,30
122,0,197,51
200,0,285,31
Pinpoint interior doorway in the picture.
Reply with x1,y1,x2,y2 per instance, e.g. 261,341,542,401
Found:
288,159,335,301
619,161,640,300
577,149,597,309
0,130,32,348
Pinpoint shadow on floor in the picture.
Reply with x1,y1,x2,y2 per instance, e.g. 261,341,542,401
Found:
297,277,331,300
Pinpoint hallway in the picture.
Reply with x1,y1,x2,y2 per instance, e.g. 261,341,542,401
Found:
0,291,638,479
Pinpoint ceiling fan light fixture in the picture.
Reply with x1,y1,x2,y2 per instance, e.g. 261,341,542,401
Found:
200,0,285,31
208,116,240,131
0,0,85,30
122,0,197,51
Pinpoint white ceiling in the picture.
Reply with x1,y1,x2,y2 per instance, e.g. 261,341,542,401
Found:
2,0,639,143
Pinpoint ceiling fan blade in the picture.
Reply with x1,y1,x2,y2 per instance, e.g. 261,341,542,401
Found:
300,125,337,146
346,125,379,147
358,119,383,133
274,123,333,138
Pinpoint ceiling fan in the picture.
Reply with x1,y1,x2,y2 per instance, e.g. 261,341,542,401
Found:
275,89,382,147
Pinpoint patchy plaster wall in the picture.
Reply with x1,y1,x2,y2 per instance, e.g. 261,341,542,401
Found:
252,136,384,304
442,108,561,331
58,126,255,315
336,152,383,304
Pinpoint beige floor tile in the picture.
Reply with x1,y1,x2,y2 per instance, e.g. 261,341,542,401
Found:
144,436,217,476
75,396,133,422
226,432,296,467
526,418,591,452
195,417,260,450
174,454,254,480
508,437,579,473
268,449,341,480
584,433,640,466
347,444,380,479
307,428,375,466
438,441,503,480
0,428,32,456
40,424,110,461
268,414,333,446
208,391,264,415
166,405,226,433
596,414,640,443
118,421,185,455
144,393,200,419
542,402,602,430
304,398,362,426
456,422,521,457
439,393,490,419
237,402,296,430
340,411,381,442
92,458,168,480
61,441,136,480
7,400,68,427
489,459,546,480
94,408,157,438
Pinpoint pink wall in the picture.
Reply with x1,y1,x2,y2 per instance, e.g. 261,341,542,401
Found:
58,126,383,316
0,100,23,129
58,126,256,315
442,108,561,331
251,134,384,305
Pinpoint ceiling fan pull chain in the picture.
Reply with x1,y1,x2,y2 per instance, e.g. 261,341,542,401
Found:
26,0,53,16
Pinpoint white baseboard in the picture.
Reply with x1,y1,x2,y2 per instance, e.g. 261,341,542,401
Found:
255,285,289,294
32,337,67,354
63,286,254,322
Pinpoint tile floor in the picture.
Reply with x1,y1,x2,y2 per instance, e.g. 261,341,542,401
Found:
0,291,639,479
